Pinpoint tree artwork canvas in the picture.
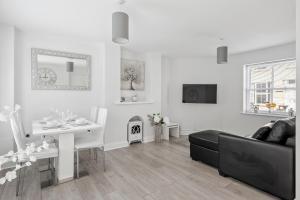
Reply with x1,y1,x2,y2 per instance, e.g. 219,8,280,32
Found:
121,59,145,90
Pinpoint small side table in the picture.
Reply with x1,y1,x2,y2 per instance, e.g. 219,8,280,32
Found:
162,122,180,140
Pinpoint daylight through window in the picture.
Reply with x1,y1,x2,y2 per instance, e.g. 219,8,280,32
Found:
244,58,296,116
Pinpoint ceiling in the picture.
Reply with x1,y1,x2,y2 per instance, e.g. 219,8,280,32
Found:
0,0,296,57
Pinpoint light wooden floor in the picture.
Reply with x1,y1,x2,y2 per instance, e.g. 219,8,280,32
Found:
0,139,278,200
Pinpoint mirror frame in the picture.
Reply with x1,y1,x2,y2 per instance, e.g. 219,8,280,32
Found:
31,48,91,90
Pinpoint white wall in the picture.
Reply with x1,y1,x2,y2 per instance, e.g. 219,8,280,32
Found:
0,24,15,154
161,56,171,117
166,57,224,134
104,43,162,149
14,32,106,133
164,43,295,136
222,43,296,135
9,32,163,151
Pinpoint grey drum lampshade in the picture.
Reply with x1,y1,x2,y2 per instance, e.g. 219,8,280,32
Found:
112,11,129,44
66,61,74,72
217,46,228,64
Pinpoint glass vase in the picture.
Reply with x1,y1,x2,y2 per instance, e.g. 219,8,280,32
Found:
154,125,162,143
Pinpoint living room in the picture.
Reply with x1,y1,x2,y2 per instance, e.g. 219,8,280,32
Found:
0,0,299,200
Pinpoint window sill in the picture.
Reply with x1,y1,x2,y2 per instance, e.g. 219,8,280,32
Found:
241,112,289,118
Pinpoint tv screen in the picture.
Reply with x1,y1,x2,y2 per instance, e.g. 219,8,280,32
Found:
182,84,217,104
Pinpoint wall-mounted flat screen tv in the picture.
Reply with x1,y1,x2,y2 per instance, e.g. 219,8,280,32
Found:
182,84,217,104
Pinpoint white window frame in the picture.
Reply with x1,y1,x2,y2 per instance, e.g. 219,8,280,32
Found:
243,58,296,117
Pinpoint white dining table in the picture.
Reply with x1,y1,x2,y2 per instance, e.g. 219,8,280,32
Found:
32,120,102,183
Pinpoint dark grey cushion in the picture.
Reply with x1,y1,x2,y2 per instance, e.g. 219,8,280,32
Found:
265,117,295,144
252,122,274,140
285,137,295,148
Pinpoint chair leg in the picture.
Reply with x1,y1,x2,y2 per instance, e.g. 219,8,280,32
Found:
48,158,51,186
20,166,25,196
102,147,106,172
16,167,22,196
50,158,55,185
76,149,79,179
53,157,58,185
16,170,20,196
95,148,98,163
89,149,92,160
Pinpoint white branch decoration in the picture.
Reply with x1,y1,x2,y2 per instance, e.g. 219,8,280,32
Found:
0,141,50,185
0,105,50,185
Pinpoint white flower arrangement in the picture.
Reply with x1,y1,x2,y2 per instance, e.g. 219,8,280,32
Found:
0,141,49,185
148,113,164,126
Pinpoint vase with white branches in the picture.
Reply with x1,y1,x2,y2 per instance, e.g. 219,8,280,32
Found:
148,113,164,143
0,106,50,185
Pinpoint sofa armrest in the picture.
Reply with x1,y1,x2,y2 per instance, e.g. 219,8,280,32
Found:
218,133,294,200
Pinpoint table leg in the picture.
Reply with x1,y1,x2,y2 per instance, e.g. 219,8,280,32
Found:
175,126,180,138
162,126,169,141
58,133,74,183
170,126,180,138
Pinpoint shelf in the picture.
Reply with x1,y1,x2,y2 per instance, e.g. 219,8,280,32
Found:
114,100,155,105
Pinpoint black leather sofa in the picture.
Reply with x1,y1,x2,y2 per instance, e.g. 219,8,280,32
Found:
189,118,295,200
189,130,221,168
219,133,294,200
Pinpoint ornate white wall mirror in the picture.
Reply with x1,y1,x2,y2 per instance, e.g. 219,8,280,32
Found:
31,48,91,90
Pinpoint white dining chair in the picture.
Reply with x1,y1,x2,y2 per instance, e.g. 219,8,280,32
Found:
75,106,99,139
9,110,58,195
75,106,99,158
74,108,107,178
90,106,99,123
14,104,54,144
162,116,180,140
14,105,27,140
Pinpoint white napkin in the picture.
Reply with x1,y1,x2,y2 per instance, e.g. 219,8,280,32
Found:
44,120,61,128
75,118,88,125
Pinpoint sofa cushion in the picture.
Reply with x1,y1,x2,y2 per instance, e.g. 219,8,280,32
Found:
252,122,274,140
265,117,295,144
285,137,295,148
189,130,222,151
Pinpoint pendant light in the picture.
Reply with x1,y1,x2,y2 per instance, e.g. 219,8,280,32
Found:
217,38,228,64
66,61,74,72
112,0,129,44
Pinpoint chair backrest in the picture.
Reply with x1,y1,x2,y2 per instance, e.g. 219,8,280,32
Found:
96,108,107,145
90,106,99,123
14,105,26,140
9,111,26,151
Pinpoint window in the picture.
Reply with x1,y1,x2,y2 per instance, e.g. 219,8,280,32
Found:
244,58,296,116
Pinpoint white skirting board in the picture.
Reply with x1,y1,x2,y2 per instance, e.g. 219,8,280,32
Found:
143,136,155,143
180,129,197,135
104,141,129,151
104,136,155,152
181,129,217,135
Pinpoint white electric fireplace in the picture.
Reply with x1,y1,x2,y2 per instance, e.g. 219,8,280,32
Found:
127,116,143,144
